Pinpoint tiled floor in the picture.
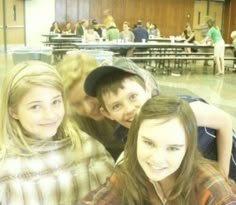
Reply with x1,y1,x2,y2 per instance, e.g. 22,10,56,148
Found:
1,52,236,130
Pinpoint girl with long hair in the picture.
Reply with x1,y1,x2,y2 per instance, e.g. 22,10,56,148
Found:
78,95,236,205
0,61,114,205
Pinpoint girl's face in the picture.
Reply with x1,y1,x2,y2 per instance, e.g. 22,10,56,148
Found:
10,85,65,140
137,118,187,184
67,76,103,121
123,24,129,31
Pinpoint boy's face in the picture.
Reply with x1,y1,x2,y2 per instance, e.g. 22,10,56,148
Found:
100,78,150,128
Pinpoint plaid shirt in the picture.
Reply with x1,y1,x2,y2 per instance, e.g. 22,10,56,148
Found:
77,163,236,205
0,131,114,205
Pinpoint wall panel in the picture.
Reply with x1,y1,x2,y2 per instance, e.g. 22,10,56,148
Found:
55,0,66,23
58,0,236,39
78,0,89,21
224,0,236,43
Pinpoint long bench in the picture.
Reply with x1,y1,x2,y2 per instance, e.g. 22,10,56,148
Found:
127,56,236,75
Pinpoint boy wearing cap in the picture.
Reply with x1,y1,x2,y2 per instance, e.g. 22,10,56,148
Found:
84,57,236,181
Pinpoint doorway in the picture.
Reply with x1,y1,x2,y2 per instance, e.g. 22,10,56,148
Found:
0,0,25,52
193,0,224,41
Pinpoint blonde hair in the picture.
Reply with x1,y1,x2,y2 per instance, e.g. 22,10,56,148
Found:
56,53,99,95
0,61,82,157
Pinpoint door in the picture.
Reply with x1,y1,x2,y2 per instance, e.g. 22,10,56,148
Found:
193,0,224,41
0,0,25,52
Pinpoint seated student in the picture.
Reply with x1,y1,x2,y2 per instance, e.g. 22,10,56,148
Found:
0,61,115,205
77,95,236,205
105,22,120,41
84,57,236,181
132,20,149,42
182,23,197,53
62,21,73,34
50,21,61,33
76,20,89,37
56,53,124,160
84,24,100,42
92,19,103,38
148,23,160,37
119,21,135,57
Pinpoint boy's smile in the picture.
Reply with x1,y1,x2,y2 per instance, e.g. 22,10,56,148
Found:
101,79,150,128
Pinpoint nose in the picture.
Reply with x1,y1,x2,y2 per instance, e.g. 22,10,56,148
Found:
124,102,138,116
149,149,167,165
43,106,55,119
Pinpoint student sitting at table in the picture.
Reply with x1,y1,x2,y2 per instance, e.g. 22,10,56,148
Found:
62,21,73,34
119,21,135,56
105,22,120,41
182,23,197,53
133,20,149,42
92,19,103,38
84,24,100,42
50,21,61,33
76,20,89,37
148,23,160,38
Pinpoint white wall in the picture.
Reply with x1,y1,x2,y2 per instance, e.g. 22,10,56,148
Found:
25,0,55,46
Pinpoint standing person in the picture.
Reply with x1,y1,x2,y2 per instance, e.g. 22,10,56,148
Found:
0,61,115,205
77,95,236,205
56,53,124,160
103,9,114,29
83,57,236,180
201,17,225,75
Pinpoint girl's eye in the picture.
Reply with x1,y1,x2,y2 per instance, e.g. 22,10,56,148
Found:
143,140,154,147
30,105,40,110
167,146,180,151
53,99,62,105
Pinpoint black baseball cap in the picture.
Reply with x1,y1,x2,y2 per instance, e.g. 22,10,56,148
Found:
84,58,145,97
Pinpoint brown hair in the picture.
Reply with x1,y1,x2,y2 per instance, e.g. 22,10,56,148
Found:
96,71,146,111
114,95,200,204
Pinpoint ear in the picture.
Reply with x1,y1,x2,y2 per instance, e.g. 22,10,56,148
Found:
8,107,19,120
99,106,114,121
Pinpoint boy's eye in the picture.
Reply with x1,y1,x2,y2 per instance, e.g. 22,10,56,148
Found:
111,104,120,111
130,93,138,100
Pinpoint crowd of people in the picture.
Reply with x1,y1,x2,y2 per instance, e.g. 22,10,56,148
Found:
1,13,236,205
49,15,161,49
